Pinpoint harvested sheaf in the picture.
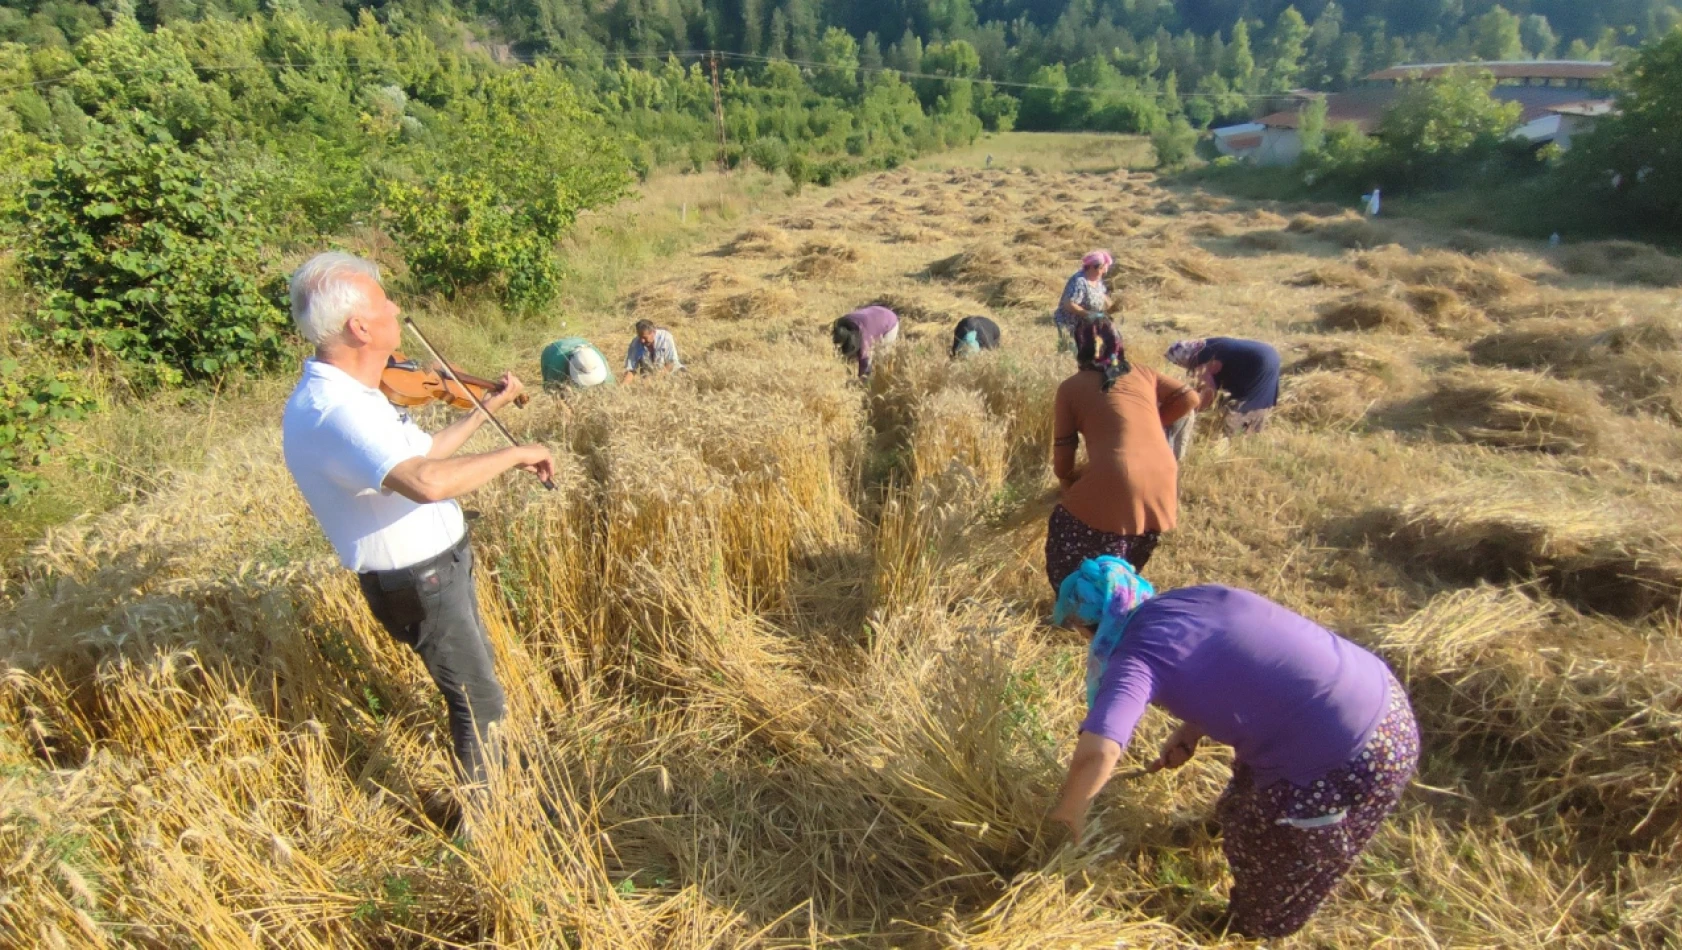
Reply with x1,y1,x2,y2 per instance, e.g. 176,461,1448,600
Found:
623,281,694,323
1371,489,1682,619
1402,285,1489,335
1287,262,1374,290
1558,240,1682,287
1376,586,1682,851
1165,251,1238,285
1096,210,1142,235
1277,371,1384,429
1236,229,1294,252
884,224,937,244
723,226,796,257
781,239,863,281
1355,247,1531,305
1445,229,1502,255
1188,219,1234,238
701,282,802,322
1319,292,1425,333
868,287,981,325
1488,295,1627,324
1316,218,1397,250
1469,316,1682,422
1408,367,1615,454
1285,214,1325,233
1286,340,1405,379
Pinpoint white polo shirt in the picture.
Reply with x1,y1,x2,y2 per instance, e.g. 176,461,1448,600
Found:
281,359,465,572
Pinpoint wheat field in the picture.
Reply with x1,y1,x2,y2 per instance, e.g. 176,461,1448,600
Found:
3,136,1681,947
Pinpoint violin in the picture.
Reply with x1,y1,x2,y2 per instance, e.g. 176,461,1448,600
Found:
380,352,530,411
387,317,555,491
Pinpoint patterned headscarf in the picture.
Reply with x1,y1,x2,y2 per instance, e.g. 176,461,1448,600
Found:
1165,339,1207,369
1081,249,1114,271
1053,556,1158,707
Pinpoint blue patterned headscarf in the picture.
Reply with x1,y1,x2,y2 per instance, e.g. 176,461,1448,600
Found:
1053,556,1158,707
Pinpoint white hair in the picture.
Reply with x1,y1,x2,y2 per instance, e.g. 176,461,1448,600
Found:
289,252,382,345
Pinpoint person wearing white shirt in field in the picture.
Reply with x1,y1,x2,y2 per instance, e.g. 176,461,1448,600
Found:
280,252,554,786
621,319,683,382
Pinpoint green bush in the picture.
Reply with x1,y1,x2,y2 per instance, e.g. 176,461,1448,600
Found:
1151,116,1199,170
381,173,561,311
380,66,632,311
16,115,290,387
746,135,789,173
0,360,96,503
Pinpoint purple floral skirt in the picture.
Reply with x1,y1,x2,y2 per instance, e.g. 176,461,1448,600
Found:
1215,675,1420,938
1044,504,1160,594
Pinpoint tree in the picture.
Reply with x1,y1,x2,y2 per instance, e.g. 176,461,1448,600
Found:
1470,5,1524,61
1265,6,1310,92
1017,62,1068,130
1565,27,1682,225
812,26,859,99
17,114,289,386
1298,95,1328,154
1521,14,1558,58
1224,19,1256,92
1151,115,1198,168
1377,67,1523,186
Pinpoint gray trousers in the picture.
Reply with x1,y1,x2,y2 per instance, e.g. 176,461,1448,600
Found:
358,535,506,783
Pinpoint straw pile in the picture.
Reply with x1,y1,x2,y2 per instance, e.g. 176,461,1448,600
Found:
722,225,796,257
1558,240,1682,287
1355,247,1530,305
1319,292,1425,333
780,238,863,281
1469,316,1682,421
700,281,802,322
1236,229,1293,252
1287,262,1375,290
1409,368,1616,453
1371,486,1682,616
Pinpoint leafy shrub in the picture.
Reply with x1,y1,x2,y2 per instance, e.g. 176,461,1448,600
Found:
0,360,96,503
1151,116,1199,170
746,135,789,173
382,174,562,310
16,115,290,386
382,67,632,311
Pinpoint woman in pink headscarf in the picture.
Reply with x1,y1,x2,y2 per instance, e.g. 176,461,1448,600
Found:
1057,251,1117,368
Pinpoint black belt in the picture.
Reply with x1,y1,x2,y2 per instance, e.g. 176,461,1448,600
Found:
358,531,470,585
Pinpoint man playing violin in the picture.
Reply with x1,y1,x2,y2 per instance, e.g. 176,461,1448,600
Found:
281,251,554,787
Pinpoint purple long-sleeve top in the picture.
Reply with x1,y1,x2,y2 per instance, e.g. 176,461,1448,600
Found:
844,306,899,377
1082,585,1394,789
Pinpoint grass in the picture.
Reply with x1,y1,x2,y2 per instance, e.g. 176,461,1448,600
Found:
3,133,1682,947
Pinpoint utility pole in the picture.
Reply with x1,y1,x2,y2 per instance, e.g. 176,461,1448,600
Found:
709,53,728,172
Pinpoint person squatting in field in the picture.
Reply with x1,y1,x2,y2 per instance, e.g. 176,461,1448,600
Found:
1056,250,1117,360
1165,337,1281,436
950,315,1001,358
281,252,555,786
1046,556,1420,938
623,319,684,382
832,305,900,380
1046,331,1200,593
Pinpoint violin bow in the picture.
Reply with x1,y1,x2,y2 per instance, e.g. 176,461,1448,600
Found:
402,316,556,491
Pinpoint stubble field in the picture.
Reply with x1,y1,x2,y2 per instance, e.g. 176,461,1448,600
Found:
3,134,1681,947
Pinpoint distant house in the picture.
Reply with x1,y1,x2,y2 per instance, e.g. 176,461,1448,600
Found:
1211,61,1617,167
